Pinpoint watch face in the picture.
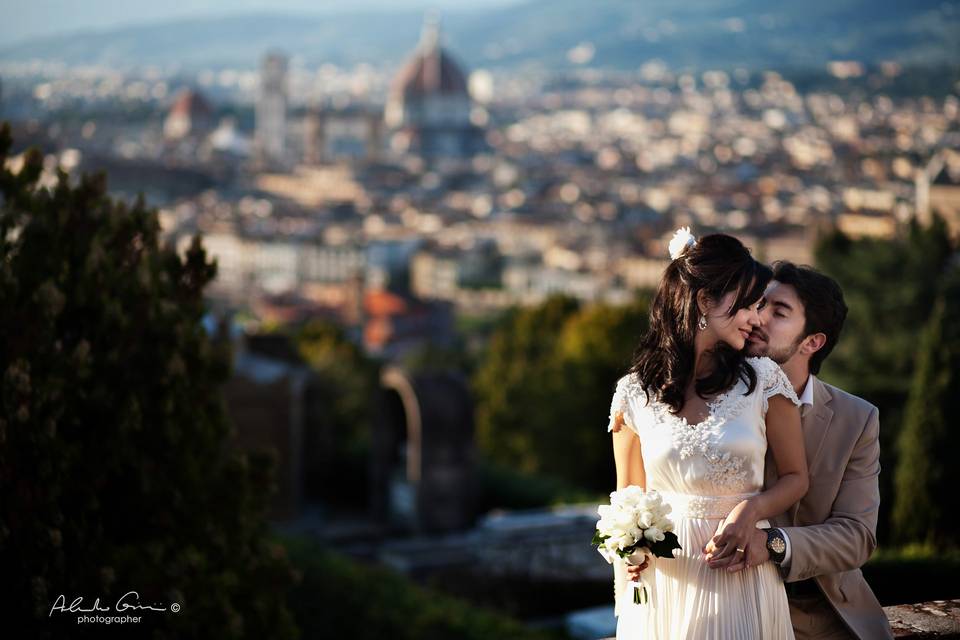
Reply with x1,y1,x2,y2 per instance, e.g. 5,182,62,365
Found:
770,536,786,554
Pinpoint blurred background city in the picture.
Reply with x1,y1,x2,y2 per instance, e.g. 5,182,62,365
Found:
1,1,959,638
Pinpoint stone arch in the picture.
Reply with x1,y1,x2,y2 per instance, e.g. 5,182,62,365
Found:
371,366,478,535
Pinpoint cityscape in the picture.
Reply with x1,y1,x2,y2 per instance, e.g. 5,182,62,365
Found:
3,8,958,360
2,1,959,638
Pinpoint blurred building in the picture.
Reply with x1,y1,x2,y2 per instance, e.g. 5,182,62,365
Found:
410,238,502,299
303,104,382,164
163,88,214,140
917,150,960,237
384,16,485,158
363,289,456,359
256,51,289,164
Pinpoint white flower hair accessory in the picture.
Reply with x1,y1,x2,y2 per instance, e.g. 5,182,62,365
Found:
668,226,697,260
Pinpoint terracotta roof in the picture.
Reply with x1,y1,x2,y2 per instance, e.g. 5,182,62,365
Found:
364,289,409,316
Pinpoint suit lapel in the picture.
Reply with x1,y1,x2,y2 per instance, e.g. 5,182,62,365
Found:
790,377,834,525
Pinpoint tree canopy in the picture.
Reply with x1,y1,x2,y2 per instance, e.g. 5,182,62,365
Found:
0,123,298,638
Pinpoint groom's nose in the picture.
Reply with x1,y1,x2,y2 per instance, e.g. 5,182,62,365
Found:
756,306,770,327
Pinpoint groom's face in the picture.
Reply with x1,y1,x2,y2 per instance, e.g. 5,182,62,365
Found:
745,280,806,365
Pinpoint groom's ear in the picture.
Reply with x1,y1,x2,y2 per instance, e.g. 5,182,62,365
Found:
802,332,827,357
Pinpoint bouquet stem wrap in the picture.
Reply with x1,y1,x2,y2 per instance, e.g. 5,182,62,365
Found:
625,549,653,605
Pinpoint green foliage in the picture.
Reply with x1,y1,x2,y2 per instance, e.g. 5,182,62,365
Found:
292,319,379,507
397,335,476,377
813,218,956,544
892,266,960,546
814,218,953,398
0,122,298,638
280,534,567,640
863,545,960,605
476,457,605,511
472,291,650,492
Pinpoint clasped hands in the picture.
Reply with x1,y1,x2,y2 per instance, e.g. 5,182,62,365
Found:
625,499,770,582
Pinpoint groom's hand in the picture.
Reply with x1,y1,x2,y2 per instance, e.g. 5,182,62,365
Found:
724,529,770,572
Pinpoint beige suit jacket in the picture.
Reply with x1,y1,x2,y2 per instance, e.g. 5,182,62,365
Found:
763,376,893,640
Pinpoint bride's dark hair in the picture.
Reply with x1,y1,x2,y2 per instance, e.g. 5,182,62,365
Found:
628,233,772,414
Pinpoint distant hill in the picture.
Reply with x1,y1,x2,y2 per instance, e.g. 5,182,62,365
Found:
1,0,957,72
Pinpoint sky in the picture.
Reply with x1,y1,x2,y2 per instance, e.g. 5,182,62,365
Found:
0,0,520,47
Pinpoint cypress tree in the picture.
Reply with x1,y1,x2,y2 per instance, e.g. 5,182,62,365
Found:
892,265,960,547
0,123,299,638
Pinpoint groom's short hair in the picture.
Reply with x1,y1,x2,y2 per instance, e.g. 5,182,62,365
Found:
771,261,848,375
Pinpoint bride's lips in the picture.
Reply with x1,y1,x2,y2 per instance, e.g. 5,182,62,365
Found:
739,329,751,340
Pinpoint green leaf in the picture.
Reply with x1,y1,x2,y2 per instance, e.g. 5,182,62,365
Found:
648,531,682,558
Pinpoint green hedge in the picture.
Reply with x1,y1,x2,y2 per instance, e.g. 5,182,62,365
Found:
477,457,606,511
278,534,570,640
863,545,960,605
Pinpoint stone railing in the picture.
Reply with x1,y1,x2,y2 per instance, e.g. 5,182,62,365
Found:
886,600,960,638
596,600,960,640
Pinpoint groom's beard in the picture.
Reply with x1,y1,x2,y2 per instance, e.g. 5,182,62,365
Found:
749,330,802,365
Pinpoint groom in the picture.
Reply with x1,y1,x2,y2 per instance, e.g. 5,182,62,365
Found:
741,262,892,639
624,261,893,639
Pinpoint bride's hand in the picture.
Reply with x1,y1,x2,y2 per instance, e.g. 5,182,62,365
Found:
724,528,770,572
703,499,757,568
625,557,650,581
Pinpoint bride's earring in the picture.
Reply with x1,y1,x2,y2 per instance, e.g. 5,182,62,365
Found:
698,314,707,331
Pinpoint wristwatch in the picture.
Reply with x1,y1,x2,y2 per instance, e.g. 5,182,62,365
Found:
763,527,787,564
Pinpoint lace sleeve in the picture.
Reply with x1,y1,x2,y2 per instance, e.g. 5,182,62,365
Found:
757,357,801,415
607,374,637,434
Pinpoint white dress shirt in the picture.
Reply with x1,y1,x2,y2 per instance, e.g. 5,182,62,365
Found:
777,373,815,567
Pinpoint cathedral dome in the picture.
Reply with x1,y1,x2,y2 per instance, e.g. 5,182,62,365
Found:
164,87,214,140
390,19,468,100
169,88,213,121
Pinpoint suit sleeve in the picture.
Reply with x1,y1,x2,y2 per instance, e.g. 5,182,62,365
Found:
777,406,880,582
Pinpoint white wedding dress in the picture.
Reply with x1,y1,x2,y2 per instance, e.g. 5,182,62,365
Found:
608,356,800,639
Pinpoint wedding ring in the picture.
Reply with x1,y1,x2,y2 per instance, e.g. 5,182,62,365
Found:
735,547,745,553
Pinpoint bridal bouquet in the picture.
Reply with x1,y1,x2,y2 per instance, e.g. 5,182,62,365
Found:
592,487,681,604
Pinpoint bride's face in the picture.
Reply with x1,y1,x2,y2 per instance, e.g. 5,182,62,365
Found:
702,289,762,351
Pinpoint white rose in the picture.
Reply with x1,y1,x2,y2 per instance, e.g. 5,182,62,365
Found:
654,517,673,533
643,526,665,543
618,487,644,509
639,511,655,528
625,548,651,566
613,510,635,531
635,497,652,514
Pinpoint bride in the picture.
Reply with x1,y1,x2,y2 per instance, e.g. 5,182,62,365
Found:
607,229,807,639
